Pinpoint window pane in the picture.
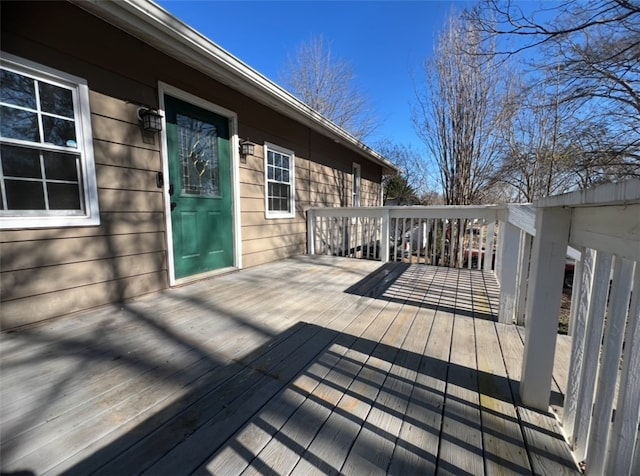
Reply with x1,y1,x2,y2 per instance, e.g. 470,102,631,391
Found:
283,156,289,169
42,116,76,147
0,69,36,109
43,151,79,181
1,144,42,178
267,151,274,165
47,182,81,210
283,170,289,183
268,167,274,180
274,154,281,167
274,168,282,181
0,106,39,142
5,179,45,209
39,82,74,118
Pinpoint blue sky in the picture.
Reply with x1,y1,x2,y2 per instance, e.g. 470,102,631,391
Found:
155,0,465,153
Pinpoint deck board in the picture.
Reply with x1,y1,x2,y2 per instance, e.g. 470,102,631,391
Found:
0,256,579,475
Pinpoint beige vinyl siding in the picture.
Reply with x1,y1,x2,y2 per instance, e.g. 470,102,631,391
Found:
0,90,168,329
0,0,386,329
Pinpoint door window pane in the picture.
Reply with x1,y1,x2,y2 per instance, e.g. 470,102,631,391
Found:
177,113,219,196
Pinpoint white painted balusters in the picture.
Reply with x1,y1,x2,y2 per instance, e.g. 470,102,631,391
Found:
605,269,640,476
586,258,636,475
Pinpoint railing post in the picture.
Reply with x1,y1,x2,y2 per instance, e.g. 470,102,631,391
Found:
380,208,390,263
520,206,571,410
498,222,521,324
307,208,316,255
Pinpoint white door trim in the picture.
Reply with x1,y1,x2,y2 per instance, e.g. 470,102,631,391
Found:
158,81,243,286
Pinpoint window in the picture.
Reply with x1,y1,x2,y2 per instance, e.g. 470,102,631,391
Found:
352,162,361,207
0,54,99,229
264,142,295,218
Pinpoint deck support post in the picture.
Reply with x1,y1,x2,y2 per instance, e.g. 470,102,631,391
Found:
498,221,521,324
520,206,571,411
380,208,390,263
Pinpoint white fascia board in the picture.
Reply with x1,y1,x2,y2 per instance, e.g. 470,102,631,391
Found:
69,0,398,174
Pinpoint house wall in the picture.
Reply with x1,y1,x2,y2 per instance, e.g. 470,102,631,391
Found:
0,1,383,329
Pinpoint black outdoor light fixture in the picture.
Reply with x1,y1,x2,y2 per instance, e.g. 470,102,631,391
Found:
137,107,163,133
240,139,255,159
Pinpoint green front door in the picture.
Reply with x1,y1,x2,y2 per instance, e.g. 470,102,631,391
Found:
165,95,234,279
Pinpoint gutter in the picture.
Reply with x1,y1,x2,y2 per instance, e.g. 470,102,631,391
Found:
70,0,399,174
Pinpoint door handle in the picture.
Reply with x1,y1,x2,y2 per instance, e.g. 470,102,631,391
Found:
170,202,177,211
169,183,175,196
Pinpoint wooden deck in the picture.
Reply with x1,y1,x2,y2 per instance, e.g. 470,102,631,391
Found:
0,255,579,475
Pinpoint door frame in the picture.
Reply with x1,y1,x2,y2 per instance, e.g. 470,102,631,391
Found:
158,82,242,286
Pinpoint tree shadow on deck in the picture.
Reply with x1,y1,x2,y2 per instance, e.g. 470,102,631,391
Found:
345,262,500,322
1,257,574,475
54,321,575,475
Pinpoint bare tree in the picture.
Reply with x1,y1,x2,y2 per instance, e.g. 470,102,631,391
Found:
375,140,433,197
413,13,515,205
280,36,377,141
467,0,640,173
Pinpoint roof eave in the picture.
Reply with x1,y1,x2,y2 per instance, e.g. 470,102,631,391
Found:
69,0,399,174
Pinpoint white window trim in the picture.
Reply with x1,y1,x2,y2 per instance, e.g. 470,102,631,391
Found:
264,142,295,219
0,53,99,229
352,162,361,207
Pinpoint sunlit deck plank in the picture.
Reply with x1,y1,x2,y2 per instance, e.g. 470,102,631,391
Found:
387,266,449,475
497,324,579,475
0,256,579,475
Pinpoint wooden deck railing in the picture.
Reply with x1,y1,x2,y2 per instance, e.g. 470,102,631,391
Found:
520,179,640,475
306,178,640,475
306,203,537,325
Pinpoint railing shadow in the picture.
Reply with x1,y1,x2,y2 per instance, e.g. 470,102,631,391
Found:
345,262,499,322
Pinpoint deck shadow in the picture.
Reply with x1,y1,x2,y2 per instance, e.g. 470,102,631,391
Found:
345,262,499,321
59,322,574,475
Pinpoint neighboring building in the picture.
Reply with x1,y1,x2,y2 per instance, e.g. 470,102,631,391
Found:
0,0,397,329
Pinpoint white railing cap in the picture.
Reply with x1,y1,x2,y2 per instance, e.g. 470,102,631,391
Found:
535,179,640,208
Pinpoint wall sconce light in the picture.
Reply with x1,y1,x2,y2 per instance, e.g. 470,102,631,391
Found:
240,139,255,158
239,139,254,164
137,107,163,133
